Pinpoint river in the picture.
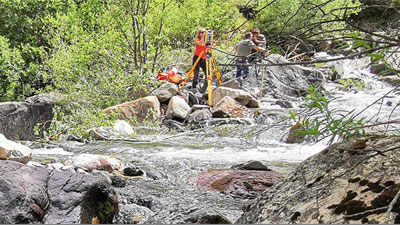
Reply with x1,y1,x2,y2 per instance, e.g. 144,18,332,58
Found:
30,54,400,223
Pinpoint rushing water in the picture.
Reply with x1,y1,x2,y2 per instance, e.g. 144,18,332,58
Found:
30,55,400,223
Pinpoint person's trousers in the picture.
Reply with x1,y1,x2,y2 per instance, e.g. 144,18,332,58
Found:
192,55,207,90
236,58,249,78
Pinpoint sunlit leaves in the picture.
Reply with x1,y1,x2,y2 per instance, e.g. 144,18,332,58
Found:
291,84,366,144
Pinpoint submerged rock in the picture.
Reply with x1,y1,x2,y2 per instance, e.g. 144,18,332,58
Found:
237,136,400,224
189,169,286,199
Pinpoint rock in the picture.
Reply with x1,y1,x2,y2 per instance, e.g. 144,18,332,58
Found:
88,120,134,140
103,96,160,123
246,98,260,108
69,154,123,173
110,175,126,188
212,96,247,118
187,108,213,125
188,91,202,105
0,133,32,163
186,208,233,224
191,104,210,112
212,86,253,106
285,122,305,144
221,79,241,90
190,169,286,199
370,63,392,75
0,94,54,140
165,96,191,120
151,82,179,102
163,119,186,131
123,167,144,177
87,120,135,140
377,75,400,86
114,204,153,224
237,136,400,224
0,160,118,224
275,100,293,108
232,160,271,171
113,120,134,135
241,54,325,99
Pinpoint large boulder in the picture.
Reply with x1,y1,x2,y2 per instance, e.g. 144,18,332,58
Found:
237,136,400,224
0,133,32,163
103,96,160,123
165,96,191,120
151,82,179,102
211,96,247,118
0,94,54,140
212,86,254,107
0,160,118,224
241,54,325,100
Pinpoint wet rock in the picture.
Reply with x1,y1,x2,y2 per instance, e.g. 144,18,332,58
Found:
370,63,392,75
114,204,153,224
378,75,400,86
0,160,118,224
237,136,400,224
187,108,213,125
232,160,271,171
275,100,293,108
186,208,233,224
123,167,144,177
111,175,126,188
163,119,186,131
247,98,260,108
190,169,286,199
285,122,305,144
207,118,253,126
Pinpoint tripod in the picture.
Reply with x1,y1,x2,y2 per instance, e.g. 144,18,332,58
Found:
180,47,222,107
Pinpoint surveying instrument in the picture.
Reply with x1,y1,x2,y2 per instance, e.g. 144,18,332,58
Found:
180,30,222,107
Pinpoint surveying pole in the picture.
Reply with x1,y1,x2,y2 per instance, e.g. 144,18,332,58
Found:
180,30,222,107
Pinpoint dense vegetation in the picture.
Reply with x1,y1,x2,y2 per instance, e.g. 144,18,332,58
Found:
1,0,399,140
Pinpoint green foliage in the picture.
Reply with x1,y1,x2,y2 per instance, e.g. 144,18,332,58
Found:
39,104,118,141
253,0,361,40
0,36,26,101
0,0,72,101
290,84,366,144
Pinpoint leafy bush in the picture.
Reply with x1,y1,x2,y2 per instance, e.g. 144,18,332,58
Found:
290,84,366,144
0,36,26,101
253,0,361,42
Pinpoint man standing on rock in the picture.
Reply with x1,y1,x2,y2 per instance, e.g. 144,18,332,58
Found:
250,28,267,62
234,32,266,79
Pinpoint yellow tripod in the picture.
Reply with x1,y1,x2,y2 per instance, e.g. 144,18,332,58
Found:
180,46,222,107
